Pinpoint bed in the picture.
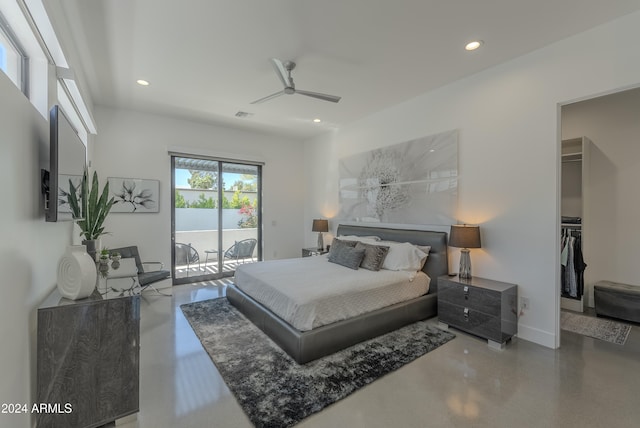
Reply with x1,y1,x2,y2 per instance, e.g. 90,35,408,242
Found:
226,224,449,364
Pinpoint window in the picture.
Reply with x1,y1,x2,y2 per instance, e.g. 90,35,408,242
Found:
0,11,28,95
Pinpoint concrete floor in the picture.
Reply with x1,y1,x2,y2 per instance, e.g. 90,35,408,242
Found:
118,282,640,428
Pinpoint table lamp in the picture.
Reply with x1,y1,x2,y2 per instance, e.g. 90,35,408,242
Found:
312,219,329,250
449,224,481,279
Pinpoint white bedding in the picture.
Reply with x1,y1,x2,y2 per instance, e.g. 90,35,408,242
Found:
234,255,430,331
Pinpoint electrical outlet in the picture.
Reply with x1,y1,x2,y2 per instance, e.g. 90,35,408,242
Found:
520,297,530,310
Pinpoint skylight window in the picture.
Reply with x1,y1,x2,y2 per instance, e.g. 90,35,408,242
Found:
0,43,6,70
0,11,28,95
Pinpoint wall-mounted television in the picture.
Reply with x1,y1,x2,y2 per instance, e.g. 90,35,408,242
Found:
42,105,87,222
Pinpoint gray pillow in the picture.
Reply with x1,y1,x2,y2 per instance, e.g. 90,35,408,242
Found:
328,245,365,270
328,238,357,259
355,242,390,271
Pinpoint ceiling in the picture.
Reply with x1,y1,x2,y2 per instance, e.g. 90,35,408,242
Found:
50,0,640,140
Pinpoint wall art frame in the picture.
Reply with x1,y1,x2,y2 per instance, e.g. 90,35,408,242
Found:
338,129,458,226
108,177,160,213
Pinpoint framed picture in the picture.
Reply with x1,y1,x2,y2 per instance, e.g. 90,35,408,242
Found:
338,129,458,225
108,177,160,213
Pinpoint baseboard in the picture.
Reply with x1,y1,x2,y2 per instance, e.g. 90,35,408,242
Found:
517,323,557,349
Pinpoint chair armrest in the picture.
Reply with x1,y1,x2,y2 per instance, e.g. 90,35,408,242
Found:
142,261,165,271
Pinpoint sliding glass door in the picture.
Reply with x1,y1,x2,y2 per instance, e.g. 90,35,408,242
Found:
171,155,262,284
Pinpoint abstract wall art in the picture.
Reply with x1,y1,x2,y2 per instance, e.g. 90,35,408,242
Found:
338,130,458,225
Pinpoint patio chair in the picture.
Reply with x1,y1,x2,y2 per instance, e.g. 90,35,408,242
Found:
109,246,171,294
223,238,257,264
175,242,201,274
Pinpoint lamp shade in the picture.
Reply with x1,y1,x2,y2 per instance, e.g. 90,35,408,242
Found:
449,224,481,249
312,219,329,233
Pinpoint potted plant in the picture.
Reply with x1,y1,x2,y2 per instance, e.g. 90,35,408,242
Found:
98,248,111,278
68,169,115,261
99,248,110,261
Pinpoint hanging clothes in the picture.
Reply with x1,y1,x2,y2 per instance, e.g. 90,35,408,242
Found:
560,228,586,299
573,233,586,298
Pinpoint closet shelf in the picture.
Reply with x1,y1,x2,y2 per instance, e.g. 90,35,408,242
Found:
561,223,582,228
561,152,582,162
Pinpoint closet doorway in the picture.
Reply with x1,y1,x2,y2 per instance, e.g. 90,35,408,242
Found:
559,86,640,343
170,154,263,285
560,137,589,313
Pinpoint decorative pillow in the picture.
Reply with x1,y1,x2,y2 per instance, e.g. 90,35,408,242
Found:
328,238,357,259
328,245,365,270
355,242,390,271
378,241,429,272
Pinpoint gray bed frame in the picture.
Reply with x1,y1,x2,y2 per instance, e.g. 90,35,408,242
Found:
226,224,449,364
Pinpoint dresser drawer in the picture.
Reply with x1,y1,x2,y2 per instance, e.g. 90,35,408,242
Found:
438,300,504,343
438,279,501,316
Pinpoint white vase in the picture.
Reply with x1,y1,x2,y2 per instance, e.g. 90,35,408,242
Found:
57,245,98,300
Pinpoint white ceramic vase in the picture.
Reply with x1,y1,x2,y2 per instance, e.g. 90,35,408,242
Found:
57,245,98,300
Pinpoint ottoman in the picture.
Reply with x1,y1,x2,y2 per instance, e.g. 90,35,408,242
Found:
594,281,640,323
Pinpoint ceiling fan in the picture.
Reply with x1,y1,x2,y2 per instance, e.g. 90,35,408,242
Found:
251,58,341,104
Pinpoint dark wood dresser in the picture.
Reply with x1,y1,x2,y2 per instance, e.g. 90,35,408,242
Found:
437,275,518,349
36,288,140,428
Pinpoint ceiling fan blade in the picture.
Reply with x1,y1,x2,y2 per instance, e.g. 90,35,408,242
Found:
250,90,285,104
270,58,289,88
296,89,341,103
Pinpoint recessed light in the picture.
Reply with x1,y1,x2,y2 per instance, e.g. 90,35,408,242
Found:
465,40,483,51
313,118,322,123
136,79,150,86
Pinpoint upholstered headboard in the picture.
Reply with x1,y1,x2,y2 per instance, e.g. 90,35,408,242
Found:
335,224,449,293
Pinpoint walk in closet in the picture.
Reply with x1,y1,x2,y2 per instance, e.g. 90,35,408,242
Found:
560,137,591,312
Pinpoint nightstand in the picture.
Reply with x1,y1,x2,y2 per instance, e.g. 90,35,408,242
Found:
302,247,328,257
437,275,518,349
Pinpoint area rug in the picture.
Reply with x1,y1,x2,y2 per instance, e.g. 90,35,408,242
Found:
561,311,631,345
180,298,455,427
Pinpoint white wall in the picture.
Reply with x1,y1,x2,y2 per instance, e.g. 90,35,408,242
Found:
561,160,582,218
92,106,305,274
0,73,72,427
303,11,640,348
562,88,640,305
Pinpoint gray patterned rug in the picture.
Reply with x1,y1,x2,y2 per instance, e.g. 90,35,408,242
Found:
561,311,631,345
180,298,455,427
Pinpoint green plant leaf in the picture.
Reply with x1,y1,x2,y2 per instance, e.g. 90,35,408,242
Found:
73,168,114,240
68,179,80,219
81,169,88,229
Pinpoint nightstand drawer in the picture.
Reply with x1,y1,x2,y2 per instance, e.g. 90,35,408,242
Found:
438,279,501,316
437,275,518,348
438,301,503,343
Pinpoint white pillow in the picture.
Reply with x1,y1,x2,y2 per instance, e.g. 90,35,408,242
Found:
378,241,429,272
416,245,431,269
